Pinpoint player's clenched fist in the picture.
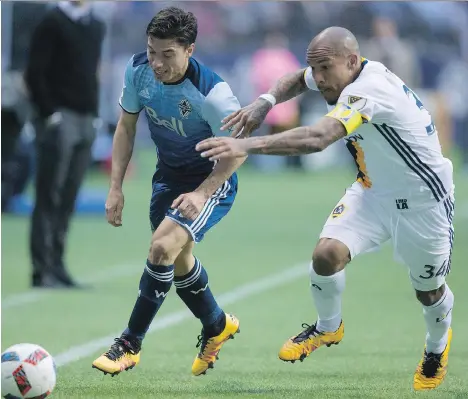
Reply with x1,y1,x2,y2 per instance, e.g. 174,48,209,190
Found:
105,187,124,227
220,98,272,138
171,191,209,221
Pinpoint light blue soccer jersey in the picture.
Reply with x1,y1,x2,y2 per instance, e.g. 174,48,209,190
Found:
119,52,241,178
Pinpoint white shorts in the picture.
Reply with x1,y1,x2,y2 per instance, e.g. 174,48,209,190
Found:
319,182,455,291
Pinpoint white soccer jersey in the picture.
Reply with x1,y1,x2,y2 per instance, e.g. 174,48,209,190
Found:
304,59,454,209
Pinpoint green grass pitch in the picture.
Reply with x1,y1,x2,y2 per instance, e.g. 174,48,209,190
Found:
2,156,468,398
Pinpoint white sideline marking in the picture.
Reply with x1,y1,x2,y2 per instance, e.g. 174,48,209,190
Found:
2,263,141,310
54,262,308,367
4,200,466,311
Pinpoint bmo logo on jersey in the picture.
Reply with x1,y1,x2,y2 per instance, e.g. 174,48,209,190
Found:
144,105,187,137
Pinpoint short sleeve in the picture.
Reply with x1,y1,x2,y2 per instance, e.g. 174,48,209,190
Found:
335,93,376,122
303,67,318,91
325,103,367,135
118,56,142,114
201,82,241,136
324,76,389,135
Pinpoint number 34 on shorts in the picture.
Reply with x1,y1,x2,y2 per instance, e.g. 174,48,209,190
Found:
419,261,450,280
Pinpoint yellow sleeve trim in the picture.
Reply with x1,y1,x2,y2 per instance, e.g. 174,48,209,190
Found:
326,103,365,135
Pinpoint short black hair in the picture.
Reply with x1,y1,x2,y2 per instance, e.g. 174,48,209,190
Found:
146,7,198,47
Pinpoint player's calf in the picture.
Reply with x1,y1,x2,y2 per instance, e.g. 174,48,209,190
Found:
413,283,454,391
279,239,349,363
173,248,238,375
310,239,349,332
92,260,173,376
93,220,192,376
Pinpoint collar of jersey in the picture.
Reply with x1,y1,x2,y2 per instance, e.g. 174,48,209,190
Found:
351,57,368,84
328,57,368,107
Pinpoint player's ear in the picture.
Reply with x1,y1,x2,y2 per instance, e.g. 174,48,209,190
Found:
187,43,195,57
348,54,358,70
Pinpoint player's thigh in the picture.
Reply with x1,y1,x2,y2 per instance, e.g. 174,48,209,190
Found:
149,173,178,232
166,173,238,243
319,182,391,260
394,195,454,291
149,217,193,264
148,175,192,263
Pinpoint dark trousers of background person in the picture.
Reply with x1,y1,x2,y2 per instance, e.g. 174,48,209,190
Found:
31,109,96,287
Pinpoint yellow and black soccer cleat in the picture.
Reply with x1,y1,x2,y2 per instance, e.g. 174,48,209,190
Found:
413,327,452,391
278,321,344,362
192,313,240,376
92,335,141,377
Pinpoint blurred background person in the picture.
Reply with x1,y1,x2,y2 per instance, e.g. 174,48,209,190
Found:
361,16,421,88
249,31,302,171
24,0,105,288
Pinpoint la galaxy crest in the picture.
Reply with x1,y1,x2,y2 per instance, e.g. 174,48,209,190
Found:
348,96,362,104
347,95,367,113
178,98,192,119
332,203,346,218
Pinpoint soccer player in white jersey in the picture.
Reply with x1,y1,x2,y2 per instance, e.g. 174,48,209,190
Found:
196,27,455,391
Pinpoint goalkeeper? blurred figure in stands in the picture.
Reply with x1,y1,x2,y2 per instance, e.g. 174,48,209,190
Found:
25,1,105,288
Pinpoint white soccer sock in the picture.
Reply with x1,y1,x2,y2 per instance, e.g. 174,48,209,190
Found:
423,284,454,354
309,262,345,332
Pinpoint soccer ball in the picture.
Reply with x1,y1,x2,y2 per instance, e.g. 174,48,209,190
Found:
1,343,56,399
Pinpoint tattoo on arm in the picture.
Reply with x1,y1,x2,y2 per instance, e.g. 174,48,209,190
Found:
268,69,309,104
248,117,347,156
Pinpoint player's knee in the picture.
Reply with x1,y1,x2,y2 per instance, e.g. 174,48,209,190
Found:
415,284,445,306
148,239,177,266
312,238,350,276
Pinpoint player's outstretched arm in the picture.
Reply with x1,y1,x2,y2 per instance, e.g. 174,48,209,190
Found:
247,117,346,155
197,117,347,160
268,68,309,105
221,68,309,138
105,110,139,226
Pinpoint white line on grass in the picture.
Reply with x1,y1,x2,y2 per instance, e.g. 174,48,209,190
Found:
6,202,464,312
54,262,308,367
2,263,141,310
4,198,466,311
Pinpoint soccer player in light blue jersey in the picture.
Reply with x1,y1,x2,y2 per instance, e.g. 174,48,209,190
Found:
92,7,244,377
